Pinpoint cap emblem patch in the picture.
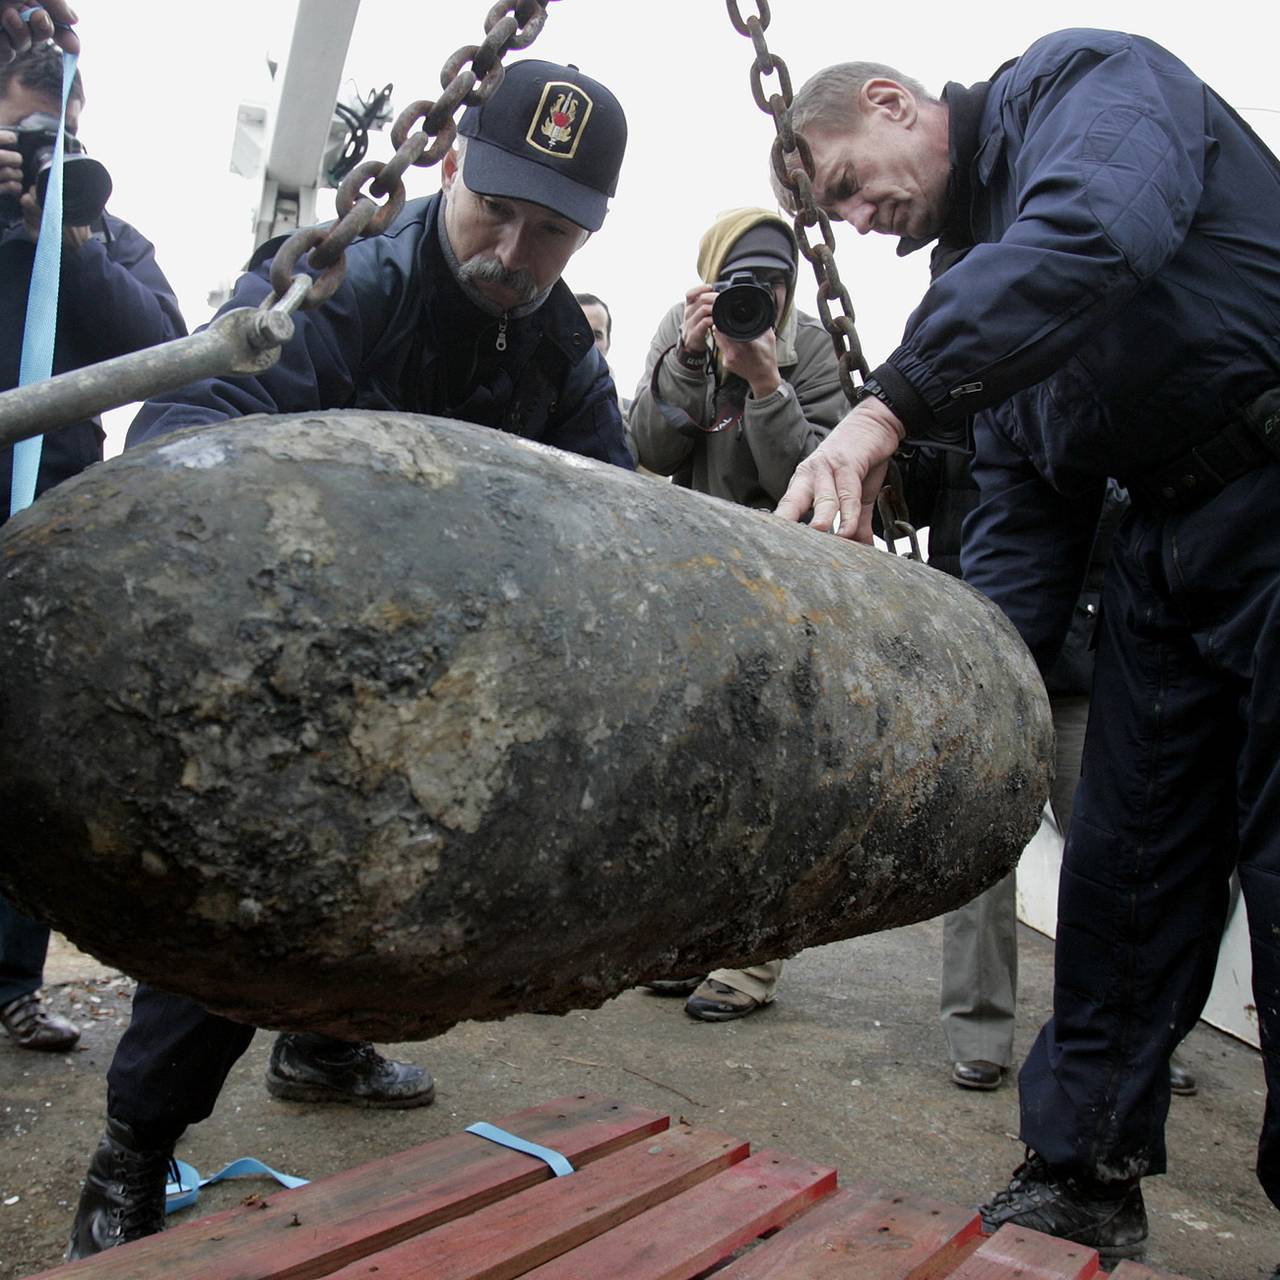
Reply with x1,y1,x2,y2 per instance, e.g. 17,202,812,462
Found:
526,82,594,159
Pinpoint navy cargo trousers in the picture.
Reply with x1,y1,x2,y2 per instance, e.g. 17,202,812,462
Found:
1019,464,1280,1207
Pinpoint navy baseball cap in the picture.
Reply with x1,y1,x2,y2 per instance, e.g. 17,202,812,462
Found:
457,59,627,232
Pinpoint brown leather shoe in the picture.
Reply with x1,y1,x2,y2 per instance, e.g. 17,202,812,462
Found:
1,992,80,1051
684,979,766,1022
952,1059,1004,1090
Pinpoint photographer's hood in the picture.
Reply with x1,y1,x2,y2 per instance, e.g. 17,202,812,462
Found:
697,208,800,355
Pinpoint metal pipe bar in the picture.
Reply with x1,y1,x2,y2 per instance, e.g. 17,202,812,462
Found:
0,307,294,449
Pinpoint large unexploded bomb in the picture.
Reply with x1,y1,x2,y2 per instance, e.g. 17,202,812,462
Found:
0,412,1051,1039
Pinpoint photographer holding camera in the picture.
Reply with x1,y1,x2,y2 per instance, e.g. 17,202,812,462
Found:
0,42,183,510
0,41,184,1053
630,209,846,510
628,208,847,1021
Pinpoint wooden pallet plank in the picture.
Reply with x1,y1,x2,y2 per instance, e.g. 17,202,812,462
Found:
712,1180,983,1279
518,1148,836,1280
324,1122,749,1280
1109,1265,1195,1280
944,1224,1102,1278
36,1093,668,1280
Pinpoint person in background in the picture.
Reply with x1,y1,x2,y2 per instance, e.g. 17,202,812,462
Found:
0,40,183,1054
628,206,846,1021
575,290,612,359
575,289,631,417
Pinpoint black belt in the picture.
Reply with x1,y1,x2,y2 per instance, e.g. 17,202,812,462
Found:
1128,387,1280,512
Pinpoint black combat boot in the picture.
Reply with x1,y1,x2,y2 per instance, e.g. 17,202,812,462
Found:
265,1033,435,1108
65,1117,172,1259
979,1150,1148,1264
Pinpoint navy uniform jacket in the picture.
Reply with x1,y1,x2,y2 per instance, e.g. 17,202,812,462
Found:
869,30,1280,668
129,193,631,470
0,212,185,515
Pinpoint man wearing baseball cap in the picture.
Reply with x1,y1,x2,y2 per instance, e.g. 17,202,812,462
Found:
67,60,630,1261
129,58,629,458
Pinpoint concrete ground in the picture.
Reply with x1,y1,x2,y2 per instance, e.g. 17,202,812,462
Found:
0,922,1273,1279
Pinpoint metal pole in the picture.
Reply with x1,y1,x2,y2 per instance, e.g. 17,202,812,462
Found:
0,307,294,449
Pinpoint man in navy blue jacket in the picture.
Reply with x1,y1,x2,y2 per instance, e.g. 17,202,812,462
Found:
0,42,184,1054
67,57,632,1261
126,63,630,467
777,30,1280,1264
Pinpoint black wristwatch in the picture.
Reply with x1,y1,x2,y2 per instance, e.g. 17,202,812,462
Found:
858,376,895,412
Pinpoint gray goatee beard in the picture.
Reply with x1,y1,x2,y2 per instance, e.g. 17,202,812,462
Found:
457,256,538,306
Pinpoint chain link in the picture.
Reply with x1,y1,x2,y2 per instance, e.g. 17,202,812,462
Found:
876,460,923,560
264,0,561,313
723,1,869,406
724,2,920,557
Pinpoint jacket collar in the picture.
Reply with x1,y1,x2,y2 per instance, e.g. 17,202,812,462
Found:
895,78,991,260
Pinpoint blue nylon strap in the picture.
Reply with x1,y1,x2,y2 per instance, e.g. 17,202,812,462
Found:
165,1156,310,1216
10,17,77,516
464,1122,575,1177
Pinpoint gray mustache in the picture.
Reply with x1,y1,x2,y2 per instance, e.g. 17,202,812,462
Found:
459,256,538,304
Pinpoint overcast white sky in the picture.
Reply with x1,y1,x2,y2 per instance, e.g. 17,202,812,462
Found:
66,1,1280,452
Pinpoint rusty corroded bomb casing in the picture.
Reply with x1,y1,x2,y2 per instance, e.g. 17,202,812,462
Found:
0,412,1052,1040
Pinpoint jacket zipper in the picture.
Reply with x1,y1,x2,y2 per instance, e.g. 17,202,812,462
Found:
495,316,508,352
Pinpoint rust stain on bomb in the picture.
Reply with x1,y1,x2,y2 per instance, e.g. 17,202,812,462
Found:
0,411,1052,1040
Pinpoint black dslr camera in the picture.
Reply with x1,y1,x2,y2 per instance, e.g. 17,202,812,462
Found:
2,112,112,226
712,269,777,343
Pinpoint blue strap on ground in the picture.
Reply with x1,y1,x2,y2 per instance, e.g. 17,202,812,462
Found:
464,1122,575,1177
10,13,77,516
165,1157,310,1216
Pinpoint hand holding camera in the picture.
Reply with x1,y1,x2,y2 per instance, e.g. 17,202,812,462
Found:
717,321,781,399
711,269,784,398
17,187,89,247
0,111,108,246
680,283,718,356
0,1,79,64
0,124,21,196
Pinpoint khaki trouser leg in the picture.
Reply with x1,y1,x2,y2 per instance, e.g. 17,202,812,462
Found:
940,873,1018,1065
707,960,783,1004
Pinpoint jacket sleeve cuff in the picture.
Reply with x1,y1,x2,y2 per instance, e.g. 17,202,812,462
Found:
664,345,709,385
867,361,935,438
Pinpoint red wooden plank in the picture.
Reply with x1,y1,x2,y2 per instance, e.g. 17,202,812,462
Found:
712,1180,983,1279
35,1093,668,1280
324,1122,749,1280
1109,1265,1194,1280
944,1224,1102,1279
519,1148,837,1280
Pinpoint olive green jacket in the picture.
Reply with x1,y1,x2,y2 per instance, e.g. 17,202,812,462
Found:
628,302,848,508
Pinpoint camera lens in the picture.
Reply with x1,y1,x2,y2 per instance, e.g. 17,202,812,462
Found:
712,273,777,342
34,154,113,227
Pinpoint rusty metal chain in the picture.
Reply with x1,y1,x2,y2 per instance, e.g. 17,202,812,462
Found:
724,0,869,407
264,0,560,317
725,2,921,556
876,460,922,559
